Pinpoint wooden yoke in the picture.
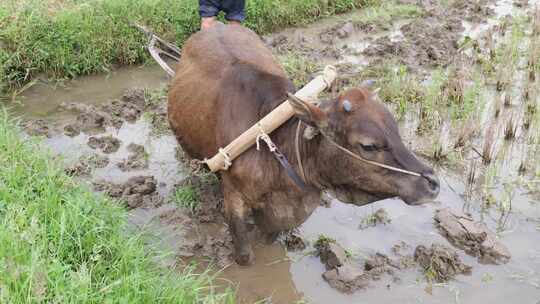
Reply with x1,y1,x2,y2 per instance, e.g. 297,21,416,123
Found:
205,65,337,172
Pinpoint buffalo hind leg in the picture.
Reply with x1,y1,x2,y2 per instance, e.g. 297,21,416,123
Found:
223,185,254,265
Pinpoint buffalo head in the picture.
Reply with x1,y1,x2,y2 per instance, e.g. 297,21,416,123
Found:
289,83,440,205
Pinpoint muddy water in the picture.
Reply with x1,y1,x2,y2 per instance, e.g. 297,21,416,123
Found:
11,0,540,303
14,64,168,119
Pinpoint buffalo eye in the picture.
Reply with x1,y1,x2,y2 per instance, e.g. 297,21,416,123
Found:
359,143,378,152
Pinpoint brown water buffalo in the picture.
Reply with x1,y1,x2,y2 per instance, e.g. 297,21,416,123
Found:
168,23,440,265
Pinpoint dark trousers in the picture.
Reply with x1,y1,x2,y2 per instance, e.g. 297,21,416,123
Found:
199,0,246,22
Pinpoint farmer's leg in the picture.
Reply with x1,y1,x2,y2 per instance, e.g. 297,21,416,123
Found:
199,0,220,29
222,0,246,25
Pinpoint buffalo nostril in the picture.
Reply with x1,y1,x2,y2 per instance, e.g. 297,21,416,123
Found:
422,172,440,193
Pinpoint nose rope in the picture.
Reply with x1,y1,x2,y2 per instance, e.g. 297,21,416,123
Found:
324,136,421,177
289,94,422,179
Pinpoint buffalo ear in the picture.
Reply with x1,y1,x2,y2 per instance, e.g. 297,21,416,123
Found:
287,93,328,128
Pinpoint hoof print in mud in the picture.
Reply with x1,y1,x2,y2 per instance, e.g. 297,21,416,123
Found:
118,143,149,171
434,208,511,265
414,243,472,283
88,135,121,154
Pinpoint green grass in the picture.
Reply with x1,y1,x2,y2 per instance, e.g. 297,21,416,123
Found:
0,109,234,303
174,185,200,213
278,52,322,88
0,0,378,97
360,63,424,119
350,0,423,28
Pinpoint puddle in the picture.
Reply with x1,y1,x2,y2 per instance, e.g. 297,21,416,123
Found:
11,64,168,119
10,0,540,303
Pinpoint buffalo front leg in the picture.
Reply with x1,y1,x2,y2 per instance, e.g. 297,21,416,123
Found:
223,183,254,266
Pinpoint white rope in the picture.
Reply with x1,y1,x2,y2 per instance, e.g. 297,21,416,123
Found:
322,65,337,87
218,148,232,170
256,123,277,152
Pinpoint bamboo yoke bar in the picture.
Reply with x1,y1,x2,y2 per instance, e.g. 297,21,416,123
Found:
205,65,338,172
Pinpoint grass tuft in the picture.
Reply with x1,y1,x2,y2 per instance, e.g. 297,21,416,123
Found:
174,185,200,213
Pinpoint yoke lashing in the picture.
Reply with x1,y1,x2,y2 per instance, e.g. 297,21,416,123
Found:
256,123,309,191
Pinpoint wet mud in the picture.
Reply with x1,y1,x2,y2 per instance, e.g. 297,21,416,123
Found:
414,243,473,283
88,135,122,154
316,238,417,293
435,208,512,264
93,175,161,209
118,143,149,171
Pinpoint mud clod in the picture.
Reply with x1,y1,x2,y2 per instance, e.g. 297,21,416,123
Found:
278,231,306,251
414,243,472,283
23,119,53,138
88,135,121,154
93,176,160,209
315,238,348,269
60,103,114,134
337,22,355,39
65,154,109,177
118,143,148,171
316,238,409,293
322,264,369,294
63,124,81,137
434,208,511,265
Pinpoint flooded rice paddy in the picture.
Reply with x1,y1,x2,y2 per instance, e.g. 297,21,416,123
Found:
6,0,540,303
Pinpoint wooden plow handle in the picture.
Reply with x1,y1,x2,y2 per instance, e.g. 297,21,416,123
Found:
205,65,337,172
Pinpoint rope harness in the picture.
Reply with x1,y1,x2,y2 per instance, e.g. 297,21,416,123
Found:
256,123,309,190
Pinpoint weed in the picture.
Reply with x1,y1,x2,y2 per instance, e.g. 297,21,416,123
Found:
454,118,478,148
417,69,447,133
144,85,168,107
174,185,200,213
371,64,424,118
359,208,391,229
504,114,518,140
314,234,336,249
504,92,512,107
466,160,478,194
278,52,321,88
482,123,497,164
350,1,423,28
482,273,494,283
